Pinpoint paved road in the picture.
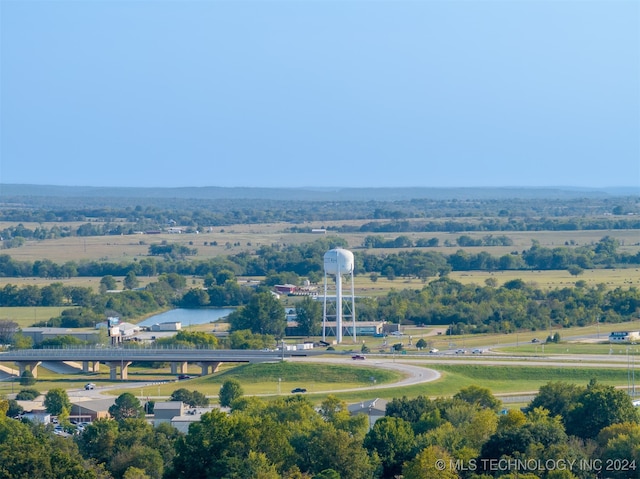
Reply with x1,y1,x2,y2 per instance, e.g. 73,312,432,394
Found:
61,356,441,401
286,356,441,394
5,348,637,402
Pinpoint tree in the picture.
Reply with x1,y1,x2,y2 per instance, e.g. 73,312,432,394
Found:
295,423,375,479
485,277,498,287
180,288,210,308
157,330,218,349
77,418,120,463
528,381,584,419
228,329,275,350
123,467,150,479
219,379,244,408
168,410,234,478
110,444,164,479
15,388,40,400
109,393,144,422
453,385,501,411
44,388,72,416
100,275,118,293
0,410,98,479
403,445,459,479
20,370,36,386
11,333,33,349
6,399,23,417
295,296,322,337
598,422,640,479
0,319,18,343
226,450,280,479
363,416,416,478
122,271,139,290
567,265,583,276
215,269,236,285
416,338,427,350
229,291,286,337
170,388,209,407
565,380,639,439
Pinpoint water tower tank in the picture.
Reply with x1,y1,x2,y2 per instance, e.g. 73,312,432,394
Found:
323,248,354,275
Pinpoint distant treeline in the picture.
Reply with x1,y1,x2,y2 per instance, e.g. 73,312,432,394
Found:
366,277,640,333
0,197,639,242
0,237,638,283
2,217,639,245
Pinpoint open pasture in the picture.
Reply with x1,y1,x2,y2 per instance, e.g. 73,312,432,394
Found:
2,219,639,264
450,268,640,289
0,306,67,328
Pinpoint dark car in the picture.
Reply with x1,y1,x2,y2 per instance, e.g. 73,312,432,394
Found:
531,338,540,343
178,375,192,380
352,354,366,360
291,387,307,393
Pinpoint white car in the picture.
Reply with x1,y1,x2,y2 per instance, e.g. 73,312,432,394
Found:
429,348,439,353
390,331,403,336
472,349,484,354
84,383,96,390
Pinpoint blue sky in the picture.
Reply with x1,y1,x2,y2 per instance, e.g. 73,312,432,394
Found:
1,0,638,188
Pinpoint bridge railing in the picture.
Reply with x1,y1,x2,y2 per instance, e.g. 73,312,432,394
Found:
0,346,287,360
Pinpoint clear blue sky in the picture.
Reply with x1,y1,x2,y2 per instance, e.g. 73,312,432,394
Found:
1,0,638,188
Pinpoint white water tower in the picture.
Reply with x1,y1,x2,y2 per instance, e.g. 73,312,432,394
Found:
323,248,356,343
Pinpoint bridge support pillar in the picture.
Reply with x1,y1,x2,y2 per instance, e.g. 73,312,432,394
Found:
199,361,222,376
82,361,100,373
106,361,132,380
16,361,42,378
170,362,188,374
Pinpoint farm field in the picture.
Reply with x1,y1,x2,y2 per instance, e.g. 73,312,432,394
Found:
3,222,639,264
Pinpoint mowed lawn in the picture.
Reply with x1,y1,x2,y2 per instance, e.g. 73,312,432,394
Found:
2,360,635,407
0,306,68,328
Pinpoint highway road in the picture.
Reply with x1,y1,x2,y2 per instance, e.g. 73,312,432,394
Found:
4,343,638,403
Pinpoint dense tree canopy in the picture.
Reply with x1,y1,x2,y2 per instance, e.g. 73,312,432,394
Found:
3,378,640,479
228,292,286,337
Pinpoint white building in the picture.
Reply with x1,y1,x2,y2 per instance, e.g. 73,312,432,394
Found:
609,331,640,343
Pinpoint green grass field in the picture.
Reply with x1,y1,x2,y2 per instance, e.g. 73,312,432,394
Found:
0,306,68,328
498,342,640,356
3,360,638,407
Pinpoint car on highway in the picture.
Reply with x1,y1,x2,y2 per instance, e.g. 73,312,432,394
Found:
177,375,192,380
455,349,467,354
351,354,366,360
472,348,484,354
291,387,307,393
390,331,403,336
84,383,96,390
531,338,540,343
429,348,439,353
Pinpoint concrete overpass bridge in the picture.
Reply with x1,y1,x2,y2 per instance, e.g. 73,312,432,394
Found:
0,347,323,380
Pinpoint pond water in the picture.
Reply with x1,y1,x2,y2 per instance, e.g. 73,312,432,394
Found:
137,308,235,328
